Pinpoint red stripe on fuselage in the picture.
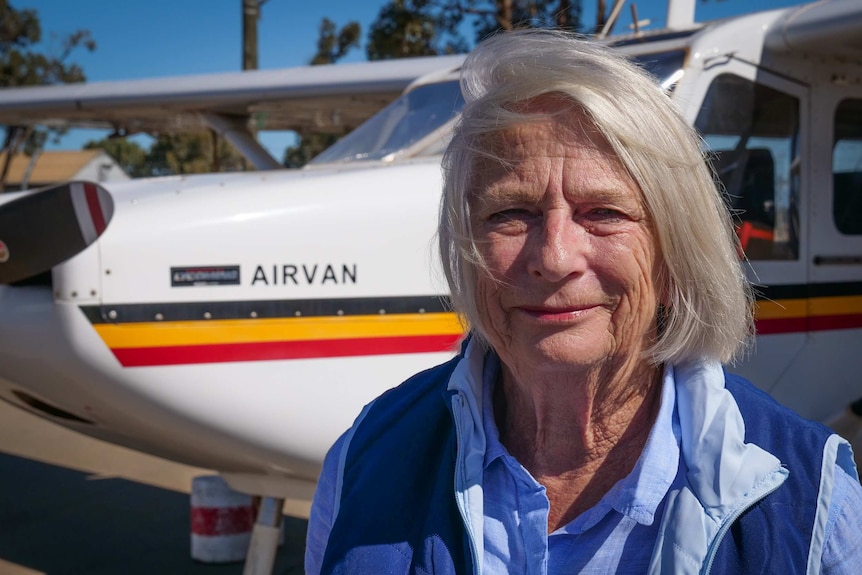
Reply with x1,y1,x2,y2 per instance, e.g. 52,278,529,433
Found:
755,314,862,335
84,182,107,235
111,334,462,367
754,316,808,335
809,313,862,332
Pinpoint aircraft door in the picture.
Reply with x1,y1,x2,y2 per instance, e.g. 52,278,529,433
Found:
809,87,862,284
796,84,862,419
679,58,810,399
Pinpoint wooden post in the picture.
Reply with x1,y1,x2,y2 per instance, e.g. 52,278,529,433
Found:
242,0,260,71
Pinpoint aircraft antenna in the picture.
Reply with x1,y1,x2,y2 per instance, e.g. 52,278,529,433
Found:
666,0,695,30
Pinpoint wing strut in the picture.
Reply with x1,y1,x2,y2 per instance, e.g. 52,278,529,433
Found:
202,113,282,171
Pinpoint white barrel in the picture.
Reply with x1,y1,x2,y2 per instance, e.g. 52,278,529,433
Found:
190,475,256,563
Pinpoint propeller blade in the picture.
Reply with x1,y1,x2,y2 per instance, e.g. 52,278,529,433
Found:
0,181,114,284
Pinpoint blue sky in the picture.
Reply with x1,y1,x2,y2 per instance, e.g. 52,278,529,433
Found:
18,0,810,160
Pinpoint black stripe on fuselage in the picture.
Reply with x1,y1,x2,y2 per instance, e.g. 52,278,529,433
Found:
80,295,452,324
754,281,862,301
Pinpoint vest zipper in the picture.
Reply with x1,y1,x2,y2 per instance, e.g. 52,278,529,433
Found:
701,475,785,574
452,393,482,575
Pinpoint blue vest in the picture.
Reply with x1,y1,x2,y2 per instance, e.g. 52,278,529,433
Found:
713,373,831,572
321,359,833,574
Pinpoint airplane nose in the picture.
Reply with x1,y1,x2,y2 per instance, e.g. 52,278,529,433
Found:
0,181,113,284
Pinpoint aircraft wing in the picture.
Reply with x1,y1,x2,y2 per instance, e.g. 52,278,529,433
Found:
0,55,465,136
765,0,862,61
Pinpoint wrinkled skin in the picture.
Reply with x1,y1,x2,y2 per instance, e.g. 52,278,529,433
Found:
470,105,661,387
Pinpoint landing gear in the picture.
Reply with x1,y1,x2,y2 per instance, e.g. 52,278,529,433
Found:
243,496,286,575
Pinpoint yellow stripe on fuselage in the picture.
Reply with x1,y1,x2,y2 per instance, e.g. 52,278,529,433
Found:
808,295,862,316
753,298,806,320
95,312,464,349
754,295,862,320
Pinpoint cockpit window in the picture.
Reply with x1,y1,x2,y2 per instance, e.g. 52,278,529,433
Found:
632,50,686,90
310,49,685,165
833,99,862,235
696,74,800,260
310,80,464,165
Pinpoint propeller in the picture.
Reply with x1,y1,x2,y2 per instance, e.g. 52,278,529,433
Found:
0,181,114,284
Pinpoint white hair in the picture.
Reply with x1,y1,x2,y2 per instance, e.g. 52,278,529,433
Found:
439,30,753,365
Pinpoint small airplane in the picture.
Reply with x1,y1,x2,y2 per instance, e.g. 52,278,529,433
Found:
0,0,860,569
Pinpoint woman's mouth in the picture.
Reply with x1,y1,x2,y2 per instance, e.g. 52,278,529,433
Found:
514,304,599,322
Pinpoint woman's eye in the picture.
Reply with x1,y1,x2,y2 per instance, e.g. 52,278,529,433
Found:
488,209,532,223
588,207,625,219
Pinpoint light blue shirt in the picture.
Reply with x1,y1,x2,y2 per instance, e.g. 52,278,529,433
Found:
479,354,862,574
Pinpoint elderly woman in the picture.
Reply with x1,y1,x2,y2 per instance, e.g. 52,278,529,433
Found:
306,32,862,574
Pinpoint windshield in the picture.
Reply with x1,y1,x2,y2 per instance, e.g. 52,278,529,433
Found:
633,50,686,90
310,80,464,164
310,50,685,165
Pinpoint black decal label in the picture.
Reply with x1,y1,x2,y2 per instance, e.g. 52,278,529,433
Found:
171,265,240,287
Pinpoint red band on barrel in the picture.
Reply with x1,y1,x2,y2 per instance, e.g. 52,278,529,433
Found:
191,506,255,536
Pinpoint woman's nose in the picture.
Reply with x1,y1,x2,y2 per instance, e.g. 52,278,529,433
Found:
528,212,587,282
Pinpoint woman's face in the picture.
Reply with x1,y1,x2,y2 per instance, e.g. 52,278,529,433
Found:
469,107,661,377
